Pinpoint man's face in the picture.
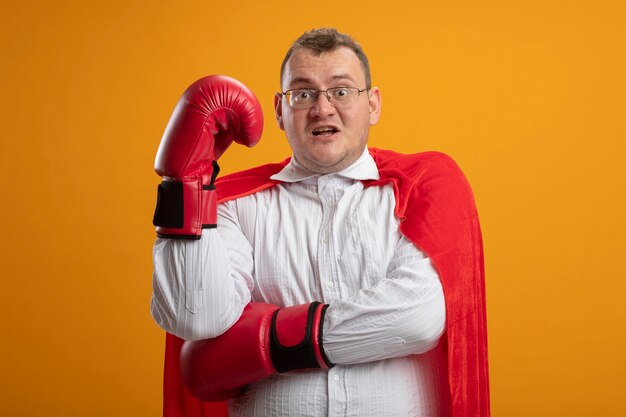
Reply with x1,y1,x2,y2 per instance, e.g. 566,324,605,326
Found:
274,47,381,174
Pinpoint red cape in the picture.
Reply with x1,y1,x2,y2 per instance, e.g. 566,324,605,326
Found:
162,148,490,417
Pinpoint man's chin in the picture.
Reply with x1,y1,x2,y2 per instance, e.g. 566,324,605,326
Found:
304,152,356,174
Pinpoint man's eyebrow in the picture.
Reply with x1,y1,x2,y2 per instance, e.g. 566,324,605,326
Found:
288,74,358,88
330,74,357,83
288,77,315,88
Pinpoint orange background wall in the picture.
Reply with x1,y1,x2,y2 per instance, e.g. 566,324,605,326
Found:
1,1,625,416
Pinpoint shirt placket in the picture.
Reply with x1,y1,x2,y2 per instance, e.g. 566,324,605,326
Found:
317,176,348,417
317,176,341,302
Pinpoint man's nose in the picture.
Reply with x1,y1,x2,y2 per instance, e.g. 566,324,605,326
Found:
310,91,335,116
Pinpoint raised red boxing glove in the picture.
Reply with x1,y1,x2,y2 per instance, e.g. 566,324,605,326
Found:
152,75,263,239
180,302,333,402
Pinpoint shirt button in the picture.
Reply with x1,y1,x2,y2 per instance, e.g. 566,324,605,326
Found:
327,281,334,288
333,375,340,381
323,236,329,244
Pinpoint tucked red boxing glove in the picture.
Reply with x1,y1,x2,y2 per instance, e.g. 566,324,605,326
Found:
152,75,263,239
180,302,333,402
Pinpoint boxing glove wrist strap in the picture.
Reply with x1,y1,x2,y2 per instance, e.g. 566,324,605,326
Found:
269,302,334,372
152,161,219,239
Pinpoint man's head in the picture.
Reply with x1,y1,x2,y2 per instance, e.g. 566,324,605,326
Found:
275,28,381,174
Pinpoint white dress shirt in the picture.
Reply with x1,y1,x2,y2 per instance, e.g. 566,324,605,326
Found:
151,148,446,417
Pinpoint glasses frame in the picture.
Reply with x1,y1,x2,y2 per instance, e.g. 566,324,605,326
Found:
281,87,369,109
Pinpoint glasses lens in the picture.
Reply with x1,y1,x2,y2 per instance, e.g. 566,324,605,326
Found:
290,89,316,108
329,87,356,101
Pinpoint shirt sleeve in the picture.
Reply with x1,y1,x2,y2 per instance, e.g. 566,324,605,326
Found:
150,201,254,341
322,235,446,365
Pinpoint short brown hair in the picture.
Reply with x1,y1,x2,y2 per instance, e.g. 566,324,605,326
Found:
280,28,371,89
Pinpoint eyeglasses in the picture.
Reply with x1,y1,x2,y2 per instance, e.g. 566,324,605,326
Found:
281,87,369,109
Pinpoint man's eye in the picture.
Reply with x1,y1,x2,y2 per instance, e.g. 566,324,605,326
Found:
295,91,313,100
334,88,350,97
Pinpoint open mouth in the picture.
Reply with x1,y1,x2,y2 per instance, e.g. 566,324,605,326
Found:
312,126,339,137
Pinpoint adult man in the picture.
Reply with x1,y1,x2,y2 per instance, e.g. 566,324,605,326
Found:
152,28,489,417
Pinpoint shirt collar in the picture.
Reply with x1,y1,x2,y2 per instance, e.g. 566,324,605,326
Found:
270,147,380,183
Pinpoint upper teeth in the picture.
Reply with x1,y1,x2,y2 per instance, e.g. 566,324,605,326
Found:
315,127,334,132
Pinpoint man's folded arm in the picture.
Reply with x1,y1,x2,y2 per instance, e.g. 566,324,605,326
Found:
323,234,446,365
151,204,255,341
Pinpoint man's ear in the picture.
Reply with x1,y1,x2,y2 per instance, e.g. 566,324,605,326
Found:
368,87,381,126
274,93,285,131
